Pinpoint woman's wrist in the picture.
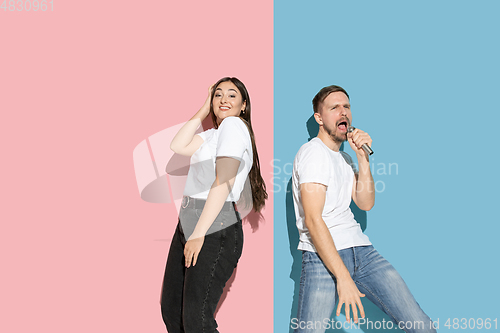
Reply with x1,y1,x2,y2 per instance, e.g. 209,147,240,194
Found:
195,102,211,120
190,220,210,239
189,230,206,240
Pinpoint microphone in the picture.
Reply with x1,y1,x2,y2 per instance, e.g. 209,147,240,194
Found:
347,126,374,156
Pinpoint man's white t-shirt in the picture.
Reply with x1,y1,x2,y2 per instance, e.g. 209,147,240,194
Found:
183,116,253,202
292,137,371,252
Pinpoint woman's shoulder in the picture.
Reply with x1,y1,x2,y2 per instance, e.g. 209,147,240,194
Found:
219,116,251,138
219,116,247,129
217,116,252,153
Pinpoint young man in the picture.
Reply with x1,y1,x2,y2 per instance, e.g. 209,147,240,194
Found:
292,85,436,333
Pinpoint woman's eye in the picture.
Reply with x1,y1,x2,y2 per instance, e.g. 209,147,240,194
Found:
229,95,236,98
215,94,221,97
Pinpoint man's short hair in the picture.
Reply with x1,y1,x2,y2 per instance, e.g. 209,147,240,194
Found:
312,85,350,114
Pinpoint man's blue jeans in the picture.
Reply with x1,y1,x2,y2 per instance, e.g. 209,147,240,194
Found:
294,246,437,333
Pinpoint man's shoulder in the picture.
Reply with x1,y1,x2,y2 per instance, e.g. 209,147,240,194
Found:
296,138,326,156
294,138,331,167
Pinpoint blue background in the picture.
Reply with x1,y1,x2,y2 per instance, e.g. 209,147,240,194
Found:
274,1,500,332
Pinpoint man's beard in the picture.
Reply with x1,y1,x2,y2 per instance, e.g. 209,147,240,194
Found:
324,123,347,144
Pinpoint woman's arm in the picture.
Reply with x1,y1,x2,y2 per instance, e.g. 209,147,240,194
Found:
183,117,250,267
183,156,241,267
170,85,213,156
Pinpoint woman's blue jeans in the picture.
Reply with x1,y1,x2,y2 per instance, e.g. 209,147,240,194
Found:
294,246,437,333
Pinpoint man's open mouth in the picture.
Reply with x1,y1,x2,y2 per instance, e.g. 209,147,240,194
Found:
337,120,348,131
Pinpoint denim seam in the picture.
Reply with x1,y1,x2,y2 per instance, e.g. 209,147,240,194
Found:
201,236,225,333
296,253,307,327
352,247,358,276
234,224,238,254
355,281,406,332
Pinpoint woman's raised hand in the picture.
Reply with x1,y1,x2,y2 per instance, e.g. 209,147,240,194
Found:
170,83,216,156
198,84,215,120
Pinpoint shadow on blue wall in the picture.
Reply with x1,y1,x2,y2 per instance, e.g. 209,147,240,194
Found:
285,116,400,332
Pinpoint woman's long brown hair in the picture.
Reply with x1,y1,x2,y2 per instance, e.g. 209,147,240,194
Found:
209,77,268,212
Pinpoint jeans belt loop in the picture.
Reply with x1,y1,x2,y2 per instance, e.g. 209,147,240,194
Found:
181,196,189,209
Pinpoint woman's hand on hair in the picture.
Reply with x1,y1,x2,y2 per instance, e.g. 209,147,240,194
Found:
198,84,215,120
184,235,205,268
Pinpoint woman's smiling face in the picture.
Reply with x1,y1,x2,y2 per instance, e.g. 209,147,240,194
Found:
212,81,246,125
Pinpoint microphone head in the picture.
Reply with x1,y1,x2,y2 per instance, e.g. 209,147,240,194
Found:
347,126,355,133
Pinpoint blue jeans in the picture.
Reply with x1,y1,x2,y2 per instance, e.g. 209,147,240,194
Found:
294,246,437,333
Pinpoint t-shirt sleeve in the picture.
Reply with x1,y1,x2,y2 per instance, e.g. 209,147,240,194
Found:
196,128,214,142
296,143,331,187
216,117,251,160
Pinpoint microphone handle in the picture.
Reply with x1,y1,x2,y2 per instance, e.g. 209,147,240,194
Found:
361,144,374,156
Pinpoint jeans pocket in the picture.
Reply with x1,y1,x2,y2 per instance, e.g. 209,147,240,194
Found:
179,207,199,240
302,250,316,264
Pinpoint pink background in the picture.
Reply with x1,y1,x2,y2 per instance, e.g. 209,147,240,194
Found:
0,1,273,332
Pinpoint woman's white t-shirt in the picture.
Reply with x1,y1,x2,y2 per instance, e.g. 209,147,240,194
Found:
183,116,253,202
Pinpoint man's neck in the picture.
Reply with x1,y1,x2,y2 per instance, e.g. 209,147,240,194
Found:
317,129,342,152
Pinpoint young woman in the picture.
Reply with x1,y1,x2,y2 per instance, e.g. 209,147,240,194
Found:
161,77,267,333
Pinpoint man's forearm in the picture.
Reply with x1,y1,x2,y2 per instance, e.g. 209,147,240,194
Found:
306,216,351,281
355,156,375,210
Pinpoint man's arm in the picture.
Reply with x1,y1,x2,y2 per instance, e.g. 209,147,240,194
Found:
300,182,365,323
348,128,375,211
